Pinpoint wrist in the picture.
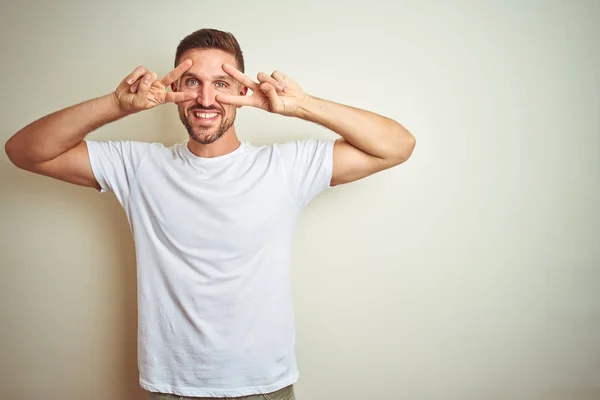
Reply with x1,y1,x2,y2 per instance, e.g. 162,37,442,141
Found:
295,94,321,120
297,95,332,124
108,92,135,119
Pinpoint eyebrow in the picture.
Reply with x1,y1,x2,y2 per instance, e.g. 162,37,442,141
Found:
181,72,234,83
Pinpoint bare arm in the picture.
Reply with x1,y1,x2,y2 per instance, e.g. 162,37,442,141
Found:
4,60,197,189
296,96,415,186
5,94,128,189
6,93,126,166
216,64,416,187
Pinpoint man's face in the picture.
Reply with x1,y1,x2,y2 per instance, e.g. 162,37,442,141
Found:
172,49,246,145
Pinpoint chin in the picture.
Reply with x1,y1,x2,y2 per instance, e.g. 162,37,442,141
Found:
181,113,234,145
189,129,224,145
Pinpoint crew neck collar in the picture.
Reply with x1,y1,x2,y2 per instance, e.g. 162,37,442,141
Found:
182,139,249,164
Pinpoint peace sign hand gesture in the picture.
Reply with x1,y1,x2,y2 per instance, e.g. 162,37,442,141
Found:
114,59,198,114
216,64,307,118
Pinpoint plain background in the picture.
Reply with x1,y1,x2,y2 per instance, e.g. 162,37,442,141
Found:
1,1,599,399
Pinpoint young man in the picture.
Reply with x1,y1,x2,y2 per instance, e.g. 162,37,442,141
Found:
5,29,415,399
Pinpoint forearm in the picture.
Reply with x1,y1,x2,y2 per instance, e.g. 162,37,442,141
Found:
5,93,128,166
296,95,415,161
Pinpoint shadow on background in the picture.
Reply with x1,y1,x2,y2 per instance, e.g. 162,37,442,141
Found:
0,160,146,400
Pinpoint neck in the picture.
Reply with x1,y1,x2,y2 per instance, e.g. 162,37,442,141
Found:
187,128,240,158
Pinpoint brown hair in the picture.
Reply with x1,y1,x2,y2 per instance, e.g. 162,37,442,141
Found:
175,28,245,72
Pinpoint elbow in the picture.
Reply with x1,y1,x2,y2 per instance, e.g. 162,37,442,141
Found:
391,128,416,165
5,136,32,170
403,131,416,161
4,137,18,166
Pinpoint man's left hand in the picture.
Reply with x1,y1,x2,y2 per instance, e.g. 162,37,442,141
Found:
216,63,307,117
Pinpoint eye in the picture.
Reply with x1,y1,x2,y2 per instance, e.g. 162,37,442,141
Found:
215,82,228,88
186,78,199,86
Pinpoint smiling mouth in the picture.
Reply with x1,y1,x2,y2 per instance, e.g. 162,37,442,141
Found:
190,110,220,123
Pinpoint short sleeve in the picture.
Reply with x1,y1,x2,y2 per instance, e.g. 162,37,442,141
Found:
85,140,152,205
275,139,335,208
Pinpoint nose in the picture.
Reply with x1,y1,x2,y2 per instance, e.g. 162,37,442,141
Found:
196,84,217,108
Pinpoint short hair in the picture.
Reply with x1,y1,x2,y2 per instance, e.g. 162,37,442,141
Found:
175,28,245,72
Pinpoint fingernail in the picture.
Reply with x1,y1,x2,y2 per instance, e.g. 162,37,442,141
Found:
127,78,133,84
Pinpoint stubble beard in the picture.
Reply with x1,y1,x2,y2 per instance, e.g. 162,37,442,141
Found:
181,107,235,145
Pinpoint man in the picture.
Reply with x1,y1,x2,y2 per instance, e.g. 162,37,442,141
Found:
5,29,415,399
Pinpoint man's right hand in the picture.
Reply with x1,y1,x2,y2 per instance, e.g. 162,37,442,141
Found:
113,59,198,115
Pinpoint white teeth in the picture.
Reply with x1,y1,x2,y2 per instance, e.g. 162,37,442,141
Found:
193,112,218,119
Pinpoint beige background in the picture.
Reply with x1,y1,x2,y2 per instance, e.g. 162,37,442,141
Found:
1,1,599,399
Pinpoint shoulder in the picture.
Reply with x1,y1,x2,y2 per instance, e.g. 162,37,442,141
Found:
270,138,335,158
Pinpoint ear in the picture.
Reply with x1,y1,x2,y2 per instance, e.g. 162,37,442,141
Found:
171,83,177,92
236,86,249,108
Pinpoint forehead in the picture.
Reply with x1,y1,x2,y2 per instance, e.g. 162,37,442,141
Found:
178,48,239,77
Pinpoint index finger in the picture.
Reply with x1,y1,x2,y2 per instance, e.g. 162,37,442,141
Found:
222,63,258,91
160,59,193,86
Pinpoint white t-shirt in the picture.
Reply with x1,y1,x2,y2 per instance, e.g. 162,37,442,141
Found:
85,137,334,397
